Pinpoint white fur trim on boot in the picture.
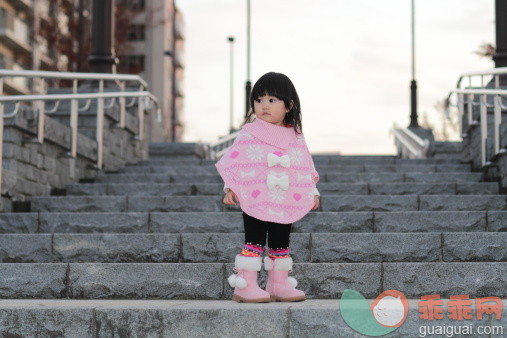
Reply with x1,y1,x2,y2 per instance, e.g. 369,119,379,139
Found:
263,256,274,270
273,256,293,271
264,256,293,271
287,277,298,288
235,254,262,271
228,274,247,288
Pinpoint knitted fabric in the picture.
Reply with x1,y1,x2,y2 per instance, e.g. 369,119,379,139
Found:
215,117,319,224
240,243,265,257
268,247,290,259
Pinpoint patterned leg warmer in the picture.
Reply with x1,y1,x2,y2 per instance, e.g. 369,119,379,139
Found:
240,243,265,257
268,247,290,259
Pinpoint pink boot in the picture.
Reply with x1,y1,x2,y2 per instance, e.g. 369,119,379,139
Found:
264,256,306,302
227,254,271,303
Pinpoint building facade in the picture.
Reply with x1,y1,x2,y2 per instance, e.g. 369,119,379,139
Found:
116,0,185,142
0,0,184,142
0,0,34,94
1,0,92,94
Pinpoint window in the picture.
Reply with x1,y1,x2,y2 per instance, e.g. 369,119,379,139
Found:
126,24,145,41
118,54,145,73
119,0,145,10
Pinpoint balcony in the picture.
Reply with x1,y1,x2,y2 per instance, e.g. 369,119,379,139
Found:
38,0,51,22
0,55,30,95
6,0,32,11
175,49,184,69
175,15,184,40
0,9,32,54
37,37,53,67
175,77,184,97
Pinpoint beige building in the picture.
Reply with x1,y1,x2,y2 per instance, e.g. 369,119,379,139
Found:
1,0,92,94
0,0,32,94
117,0,185,142
1,0,184,143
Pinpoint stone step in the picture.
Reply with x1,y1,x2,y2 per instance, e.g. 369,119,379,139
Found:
148,142,198,157
118,164,472,174
433,140,462,153
1,232,505,264
66,182,500,196
140,156,465,166
323,156,463,165
0,262,505,299
94,172,483,184
137,158,203,166
320,194,507,212
29,195,507,213
2,211,505,234
1,298,504,337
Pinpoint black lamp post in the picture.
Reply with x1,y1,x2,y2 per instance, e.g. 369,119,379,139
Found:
493,0,507,84
408,0,420,128
245,0,252,119
88,0,116,73
228,36,235,133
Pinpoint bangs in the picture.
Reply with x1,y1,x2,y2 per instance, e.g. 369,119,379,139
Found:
250,73,292,102
244,72,303,134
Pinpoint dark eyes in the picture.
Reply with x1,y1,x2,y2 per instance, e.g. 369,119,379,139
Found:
255,98,279,103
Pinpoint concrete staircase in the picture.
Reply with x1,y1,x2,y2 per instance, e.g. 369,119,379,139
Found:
0,143,506,337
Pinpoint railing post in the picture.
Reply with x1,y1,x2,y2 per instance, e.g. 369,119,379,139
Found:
137,86,144,141
467,94,474,126
494,75,502,155
37,78,46,144
494,95,501,155
480,94,488,167
458,93,465,137
96,80,104,169
70,79,78,157
119,81,126,129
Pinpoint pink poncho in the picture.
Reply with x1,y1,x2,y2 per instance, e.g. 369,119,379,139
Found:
214,117,319,224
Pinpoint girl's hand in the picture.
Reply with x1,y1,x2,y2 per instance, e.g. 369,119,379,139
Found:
223,189,239,205
311,195,320,210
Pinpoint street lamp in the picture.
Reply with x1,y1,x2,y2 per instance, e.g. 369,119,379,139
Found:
409,0,420,128
493,0,507,84
88,0,116,74
245,0,252,119
227,36,235,133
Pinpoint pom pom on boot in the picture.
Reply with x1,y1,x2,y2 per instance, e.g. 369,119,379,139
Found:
229,254,271,303
227,274,247,288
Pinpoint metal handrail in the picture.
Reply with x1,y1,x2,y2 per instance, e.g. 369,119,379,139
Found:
0,91,158,109
0,69,148,88
445,67,507,115
0,69,160,197
389,122,430,159
0,91,159,117
456,67,507,88
199,129,241,160
449,86,507,168
435,67,507,168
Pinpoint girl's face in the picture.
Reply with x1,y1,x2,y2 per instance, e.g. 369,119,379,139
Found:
253,95,289,126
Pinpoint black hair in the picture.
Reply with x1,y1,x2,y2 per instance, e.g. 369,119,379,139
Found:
241,72,303,135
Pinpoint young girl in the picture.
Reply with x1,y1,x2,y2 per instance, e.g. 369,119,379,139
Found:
214,72,320,303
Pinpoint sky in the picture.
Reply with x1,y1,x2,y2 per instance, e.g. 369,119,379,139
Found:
176,0,495,155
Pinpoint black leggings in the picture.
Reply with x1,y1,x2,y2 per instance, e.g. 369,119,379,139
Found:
242,211,292,249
